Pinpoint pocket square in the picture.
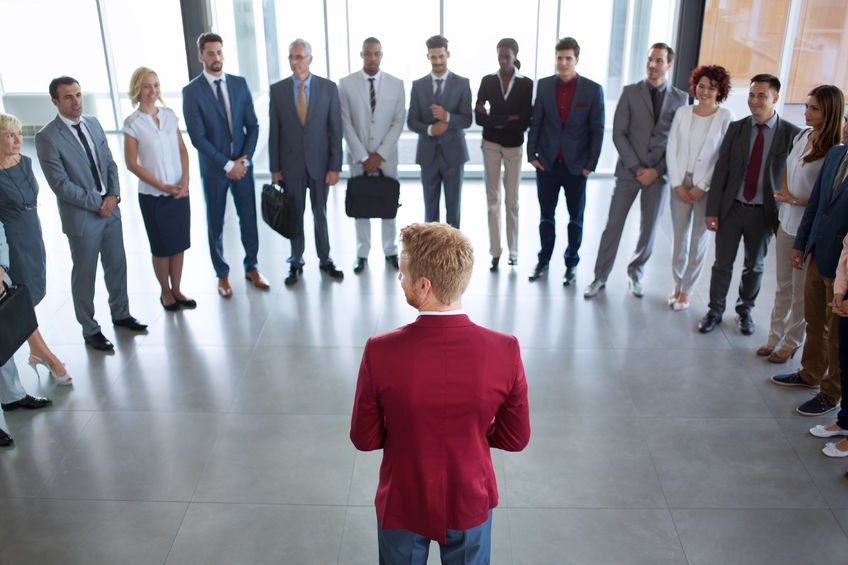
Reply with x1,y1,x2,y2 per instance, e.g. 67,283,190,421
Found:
576,102,588,108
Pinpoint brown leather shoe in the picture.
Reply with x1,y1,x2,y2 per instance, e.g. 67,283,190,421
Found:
218,277,232,298
245,270,270,289
768,347,799,364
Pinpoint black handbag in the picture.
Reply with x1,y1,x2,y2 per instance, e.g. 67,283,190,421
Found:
345,170,400,219
261,182,300,240
0,283,38,366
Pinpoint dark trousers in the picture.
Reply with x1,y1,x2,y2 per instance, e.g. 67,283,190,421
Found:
421,147,464,229
535,162,587,267
201,171,259,278
287,175,331,267
707,202,772,315
837,312,848,429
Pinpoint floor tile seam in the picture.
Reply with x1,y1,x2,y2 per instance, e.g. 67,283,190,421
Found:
32,410,97,500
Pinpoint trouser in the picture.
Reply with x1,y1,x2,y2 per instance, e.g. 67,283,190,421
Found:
797,253,840,404
669,173,710,294
0,360,26,405
482,140,522,260
201,171,259,277
765,226,807,349
287,175,332,266
355,218,398,258
421,147,464,229
535,161,587,267
377,510,493,565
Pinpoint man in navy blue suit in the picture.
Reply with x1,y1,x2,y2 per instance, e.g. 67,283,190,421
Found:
526,37,605,285
269,38,344,286
183,32,268,298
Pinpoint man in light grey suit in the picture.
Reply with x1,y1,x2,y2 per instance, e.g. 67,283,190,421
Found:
584,43,687,299
269,38,344,286
339,37,406,274
36,76,146,351
407,35,472,229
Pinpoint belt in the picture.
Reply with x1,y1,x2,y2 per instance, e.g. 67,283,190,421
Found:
735,200,763,208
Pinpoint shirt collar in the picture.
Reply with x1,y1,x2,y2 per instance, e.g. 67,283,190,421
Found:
203,70,224,86
431,71,451,82
58,114,82,128
418,309,466,316
361,69,381,81
753,112,779,129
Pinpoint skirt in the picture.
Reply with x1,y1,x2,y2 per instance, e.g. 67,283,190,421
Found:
138,193,190,257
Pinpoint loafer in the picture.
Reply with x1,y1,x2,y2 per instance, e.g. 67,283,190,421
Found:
810,425,848,438
161,297,181,311
0,427,12,447
770,372,815,388
796,394,839,416
1,394,52,412
736,312,755,335
583,280,605,298
319,262,344,280
284,266,303,286
386,255,399,270
353,257,367,274
698,311,721,333
217,276,232,298
175,297,197,309
113,317,148,332
628,277,645,298
245,270,270,289
822,442,848,458
490,256,500,272
562,266,576,287
84,331,114,351
528,262,548,281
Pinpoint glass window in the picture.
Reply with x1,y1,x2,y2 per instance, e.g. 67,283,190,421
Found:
786,0,848,103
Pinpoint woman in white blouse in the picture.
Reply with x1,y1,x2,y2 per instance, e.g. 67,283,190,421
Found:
666,65,733,311
759,85,844,363
124,67,194,311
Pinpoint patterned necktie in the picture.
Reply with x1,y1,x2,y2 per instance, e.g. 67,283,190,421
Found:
72,123,103,194
297,82,308,126
743,124,766,201
434,78,444,105
368,77,376,114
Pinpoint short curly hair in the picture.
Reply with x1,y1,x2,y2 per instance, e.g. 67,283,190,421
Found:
689,65,731,103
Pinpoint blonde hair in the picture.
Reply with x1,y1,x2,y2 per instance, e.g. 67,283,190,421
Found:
0,113,22,134
400,222,474,305
128,67,164,107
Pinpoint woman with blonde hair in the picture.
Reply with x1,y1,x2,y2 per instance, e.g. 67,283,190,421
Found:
0,113,72,385
760,84,845,363
123,67,194,310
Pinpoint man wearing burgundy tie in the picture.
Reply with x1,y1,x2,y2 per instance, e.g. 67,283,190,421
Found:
699,74,800,334
183,32,267,298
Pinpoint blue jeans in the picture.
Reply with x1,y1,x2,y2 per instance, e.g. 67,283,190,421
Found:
377,510,493,565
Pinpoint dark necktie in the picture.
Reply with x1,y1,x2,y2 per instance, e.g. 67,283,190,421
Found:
214,79,227,116
650,87,661,123
368,77,376,114
72,123,103,193
744,124,766,201
434,78,444,105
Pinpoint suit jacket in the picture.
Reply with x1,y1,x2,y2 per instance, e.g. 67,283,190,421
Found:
269,74,343,180
35,115,121,237
350,314,530,543
666,105,735,192
526,74,605,175
612,79,687,179
705,114,800,229
407,72,472,166
182,73,259,178
793,145,848,277
474,72,533,148
338,70,406,178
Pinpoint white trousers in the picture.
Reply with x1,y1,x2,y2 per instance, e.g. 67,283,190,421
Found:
482,140,522,260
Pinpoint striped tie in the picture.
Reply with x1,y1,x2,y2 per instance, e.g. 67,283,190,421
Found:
368,77,376,114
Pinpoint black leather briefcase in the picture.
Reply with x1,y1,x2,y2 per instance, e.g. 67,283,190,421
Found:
261,182,300,239
0,283,38,366
345,171,400,219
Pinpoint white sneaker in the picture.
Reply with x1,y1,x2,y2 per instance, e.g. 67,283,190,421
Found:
628,278,645,298
583,280,605,298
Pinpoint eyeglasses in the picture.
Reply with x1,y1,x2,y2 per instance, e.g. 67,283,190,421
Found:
288,54,309,61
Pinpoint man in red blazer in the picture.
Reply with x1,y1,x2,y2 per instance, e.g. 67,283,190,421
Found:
350,222,530,564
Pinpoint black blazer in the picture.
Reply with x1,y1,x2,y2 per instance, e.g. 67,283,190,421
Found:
474,73,533,148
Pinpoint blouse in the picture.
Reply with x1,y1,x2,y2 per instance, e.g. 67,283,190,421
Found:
779,128,825,236
123,107,183,196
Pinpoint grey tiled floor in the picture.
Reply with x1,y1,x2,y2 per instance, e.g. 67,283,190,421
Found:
2,137,848,564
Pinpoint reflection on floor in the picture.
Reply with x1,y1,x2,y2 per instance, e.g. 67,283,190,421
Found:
1,137,847,564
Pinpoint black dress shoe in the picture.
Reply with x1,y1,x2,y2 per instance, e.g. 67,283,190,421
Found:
528,262,548,281
386,255,399,270
490,256,500,271
319,262,344,280
0,427,12,446
113,317,148,332
353,257,367,274
737,312,756,335
562,266,576,286
1,394,52,412
285,266,303,286
698,311,722,334
84,331,114,351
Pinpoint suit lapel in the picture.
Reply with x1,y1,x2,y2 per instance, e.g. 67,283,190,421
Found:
638,82,653,117
199,75,228,122
56,117,89,164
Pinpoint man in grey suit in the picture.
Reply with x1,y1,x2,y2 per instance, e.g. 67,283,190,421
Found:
36,76,146,351
339,37,406,274
698,74,800,335
584,43,687,299
407,35,472,229
269,38,344,286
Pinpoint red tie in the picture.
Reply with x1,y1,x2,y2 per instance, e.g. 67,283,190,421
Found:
744,124,766,201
